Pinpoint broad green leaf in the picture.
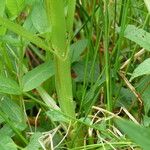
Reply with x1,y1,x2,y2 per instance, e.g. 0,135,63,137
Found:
23,132,42,150
23,15,37,33
0,135,17,150
0,76,22,95
130,58,150,81
115,119,150,150
46,109,69,123
0,96,26,131
70,39,88,63
124,25,150,51
0,124,14,137
144,0,150,13
22,61,54,92
0,96,24,123
31,0,49,33
6,0,25,19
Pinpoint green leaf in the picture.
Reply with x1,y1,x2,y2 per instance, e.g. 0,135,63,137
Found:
144,0,150,13
6,0,25,19
25,0,36,5
0,0,5,16
0,115,4,124
0,135,17,150
124,25,150,51
23,132,42,150
70,39,88,63
0,35,22,46
23,14,37,33
0,124,14,137
115,86,135,109
0,96,26,131
0,16,57,56
0,76,21,95
0,110,27,144
130,58,150,81
46,109,69,123
36,86,59,110
115,119,150,150
31,0,49,33
22,61,54,92
142,85,150,115
72,61,100,82
0,96,24,123
0,0,6,36
143,115,150,127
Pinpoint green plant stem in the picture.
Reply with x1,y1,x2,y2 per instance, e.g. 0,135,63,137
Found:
103,0,112,112
45,0,76,119
55,57,76,118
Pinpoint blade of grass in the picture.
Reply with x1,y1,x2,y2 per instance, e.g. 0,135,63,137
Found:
103,0,112,113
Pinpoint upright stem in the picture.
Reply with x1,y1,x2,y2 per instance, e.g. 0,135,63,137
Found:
103,0,112,112
45,0,76,118
55,56,76,118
